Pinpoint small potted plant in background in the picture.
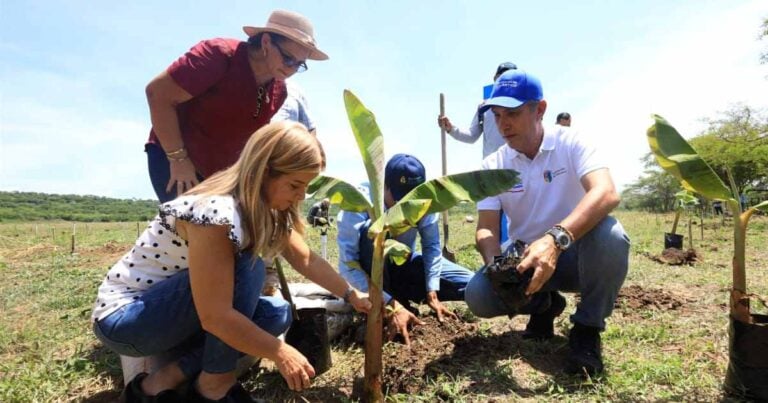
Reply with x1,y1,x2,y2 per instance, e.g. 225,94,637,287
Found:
665,190,699,250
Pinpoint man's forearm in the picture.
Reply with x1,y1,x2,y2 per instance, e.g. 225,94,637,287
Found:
560,178,620,240
476,229,501,265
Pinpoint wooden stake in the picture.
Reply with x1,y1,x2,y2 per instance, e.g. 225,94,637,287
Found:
688,218,693,250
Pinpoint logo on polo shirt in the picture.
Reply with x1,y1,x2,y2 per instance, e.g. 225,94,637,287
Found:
543,168,567,183
543,170,553,183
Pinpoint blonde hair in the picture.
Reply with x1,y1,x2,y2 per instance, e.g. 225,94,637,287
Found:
188,121,325,258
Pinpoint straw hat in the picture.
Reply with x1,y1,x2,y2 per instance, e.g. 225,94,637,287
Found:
243,10,328,60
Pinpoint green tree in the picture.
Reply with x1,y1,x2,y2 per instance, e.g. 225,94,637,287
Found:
621,152,682,211
691,105,768,191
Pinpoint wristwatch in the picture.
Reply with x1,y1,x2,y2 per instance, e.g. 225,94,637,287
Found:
546,225,573,251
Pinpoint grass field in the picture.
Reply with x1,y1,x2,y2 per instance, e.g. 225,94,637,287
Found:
1,205,766,402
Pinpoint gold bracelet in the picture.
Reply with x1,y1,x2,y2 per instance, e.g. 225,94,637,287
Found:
165,146,187,159
167,156,188,163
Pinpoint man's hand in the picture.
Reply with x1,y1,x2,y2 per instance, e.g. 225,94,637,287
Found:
437,115,453,132
425,291,458,322
517,235,561,295
385,300,424,347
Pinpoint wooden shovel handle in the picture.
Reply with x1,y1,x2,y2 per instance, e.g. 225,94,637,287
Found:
274,258,299,319
439,94,451,246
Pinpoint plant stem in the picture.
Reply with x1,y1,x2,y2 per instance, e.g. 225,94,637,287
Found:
671,207,681,234
725,168,746,295
363,231,386,402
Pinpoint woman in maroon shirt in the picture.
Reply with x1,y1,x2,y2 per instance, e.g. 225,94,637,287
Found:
145,10,328,202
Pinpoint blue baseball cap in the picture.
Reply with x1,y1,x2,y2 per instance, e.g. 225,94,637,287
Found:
479,70,543,114
385,153,426,202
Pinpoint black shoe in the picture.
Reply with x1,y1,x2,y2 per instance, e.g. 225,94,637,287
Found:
123,372,182,403
188,382,256,403
522,291,567,340
565,323,604,376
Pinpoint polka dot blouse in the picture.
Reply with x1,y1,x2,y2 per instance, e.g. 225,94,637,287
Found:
91,195,243,322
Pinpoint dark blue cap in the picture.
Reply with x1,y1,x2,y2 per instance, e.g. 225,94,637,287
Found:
479,70,543,114
385,153,426,202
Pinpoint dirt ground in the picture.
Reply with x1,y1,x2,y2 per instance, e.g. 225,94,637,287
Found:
644,248,700,266
334,285,693,400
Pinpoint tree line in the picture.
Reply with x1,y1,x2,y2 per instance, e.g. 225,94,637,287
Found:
622,105,768,212
0,191,159,222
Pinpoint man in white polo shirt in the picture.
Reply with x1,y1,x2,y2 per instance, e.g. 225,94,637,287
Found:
464,69,630,377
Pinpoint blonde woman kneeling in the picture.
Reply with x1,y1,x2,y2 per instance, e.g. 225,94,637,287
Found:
91,121,371,402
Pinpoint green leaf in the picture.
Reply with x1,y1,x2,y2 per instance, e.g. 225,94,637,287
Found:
398,169,520,215
344,90,385,219
674,190,699,207
307,175,372,213
367,199,432,238
752,200,768,213
384,239,411,266
647,115,734,202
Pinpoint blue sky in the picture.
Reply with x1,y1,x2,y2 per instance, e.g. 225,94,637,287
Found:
1,0,767,199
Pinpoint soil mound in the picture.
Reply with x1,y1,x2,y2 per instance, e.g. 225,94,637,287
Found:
645,248,700,265
616,285,687,311
381,316,478,394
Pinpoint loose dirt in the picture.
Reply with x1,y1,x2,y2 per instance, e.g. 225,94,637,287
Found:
615,284,689,311
380,316,479,394
644,248,700,265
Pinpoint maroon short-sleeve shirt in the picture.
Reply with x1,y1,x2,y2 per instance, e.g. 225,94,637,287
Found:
147,38,287,177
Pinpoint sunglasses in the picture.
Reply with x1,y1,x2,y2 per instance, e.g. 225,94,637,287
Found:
272,41,308,73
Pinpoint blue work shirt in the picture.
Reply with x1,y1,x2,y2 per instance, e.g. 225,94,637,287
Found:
336,195,443,303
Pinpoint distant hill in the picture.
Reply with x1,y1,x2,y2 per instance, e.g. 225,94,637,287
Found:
0,191,159,222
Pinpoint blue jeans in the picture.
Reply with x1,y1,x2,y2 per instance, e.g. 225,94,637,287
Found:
499,211,509,245
465,216,630,329
357,221,474,304
146,143,205,203
93,253,291,378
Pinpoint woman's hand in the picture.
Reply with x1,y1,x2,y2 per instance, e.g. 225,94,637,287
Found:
274,342,316,392
348,289,372,314
166,158,200,195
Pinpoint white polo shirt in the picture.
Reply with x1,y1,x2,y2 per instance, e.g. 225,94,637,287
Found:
477,125,606,243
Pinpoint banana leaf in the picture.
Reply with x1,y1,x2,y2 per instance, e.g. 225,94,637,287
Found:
368,199,432,238
647,114,733,201
398,169,520,216
384,239,411,266
307,175,372,214
344,90,385,220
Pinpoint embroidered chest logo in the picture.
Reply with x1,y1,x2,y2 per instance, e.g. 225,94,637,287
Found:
543,168,567,183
